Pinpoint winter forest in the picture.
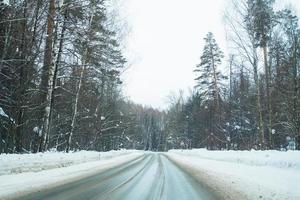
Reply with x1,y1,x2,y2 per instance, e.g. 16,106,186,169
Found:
0,0,299,154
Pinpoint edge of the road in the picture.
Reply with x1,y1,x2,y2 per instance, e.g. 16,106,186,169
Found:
163,153,248,200
2,152,145,200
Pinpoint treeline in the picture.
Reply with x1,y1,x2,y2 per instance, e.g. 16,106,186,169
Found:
165,0,300,150
0,0,139,153
1,0,299,153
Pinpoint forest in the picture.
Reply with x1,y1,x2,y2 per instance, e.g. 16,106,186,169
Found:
0,0,299,153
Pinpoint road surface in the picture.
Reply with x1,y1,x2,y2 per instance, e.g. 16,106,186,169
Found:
18,153,217,200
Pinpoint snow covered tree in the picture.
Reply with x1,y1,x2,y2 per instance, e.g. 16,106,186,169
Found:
0,0,129,153
224,0,266,149
38,0,56,152
270,9,300,149
60,0,126,152
195,32,225,111
194,32,227,143
246,0,275,148
0,0,45,153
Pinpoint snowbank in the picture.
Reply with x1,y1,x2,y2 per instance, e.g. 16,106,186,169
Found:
168,149,300,169
0,150,143,199
166,149,300,200
0,150,139,175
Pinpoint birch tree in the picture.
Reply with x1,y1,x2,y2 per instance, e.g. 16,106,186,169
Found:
38,0,56,152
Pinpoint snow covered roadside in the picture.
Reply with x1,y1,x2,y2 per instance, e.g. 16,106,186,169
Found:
166,149,300,200
0,150,143,199
0,150,139,175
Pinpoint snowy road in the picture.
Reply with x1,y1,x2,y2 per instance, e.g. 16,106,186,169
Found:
16,153,217,200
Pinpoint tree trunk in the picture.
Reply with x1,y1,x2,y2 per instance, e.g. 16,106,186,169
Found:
253,57,265,148
66,58,86,153
39,0,56,152
15,1,28,153
66,4,95,152
228,55,234,150
263,45,272,148
292,36,299,140
48,2,69,150
210,49,220,118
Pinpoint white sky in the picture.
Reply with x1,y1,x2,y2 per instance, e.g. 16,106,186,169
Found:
120,0,300,110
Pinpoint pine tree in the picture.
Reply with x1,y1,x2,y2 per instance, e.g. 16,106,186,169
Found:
65,0,126,152
271,9,300,148
246,0,275,148
194,32,226,146
195,32,225,106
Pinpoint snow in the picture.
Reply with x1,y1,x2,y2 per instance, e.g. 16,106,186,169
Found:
1,149,299,199
33,127,42,137
0,150,139,175
0,107,9,118
0,107,14,123
166,149,300,200
0,150,143,199
168,149,300,169
125,136,131,141
234,125,241,130
2,0,9,5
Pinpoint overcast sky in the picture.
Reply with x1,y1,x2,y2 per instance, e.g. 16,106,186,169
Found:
120,0,300,110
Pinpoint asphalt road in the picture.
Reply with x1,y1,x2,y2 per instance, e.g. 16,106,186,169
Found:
18,153,217,200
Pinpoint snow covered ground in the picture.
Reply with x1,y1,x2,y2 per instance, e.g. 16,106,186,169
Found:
1,149,299,200
0,150,143,199
0,150,139,175
166,149,300,200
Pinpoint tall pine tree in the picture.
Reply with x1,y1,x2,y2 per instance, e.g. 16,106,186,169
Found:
194,32,227,146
